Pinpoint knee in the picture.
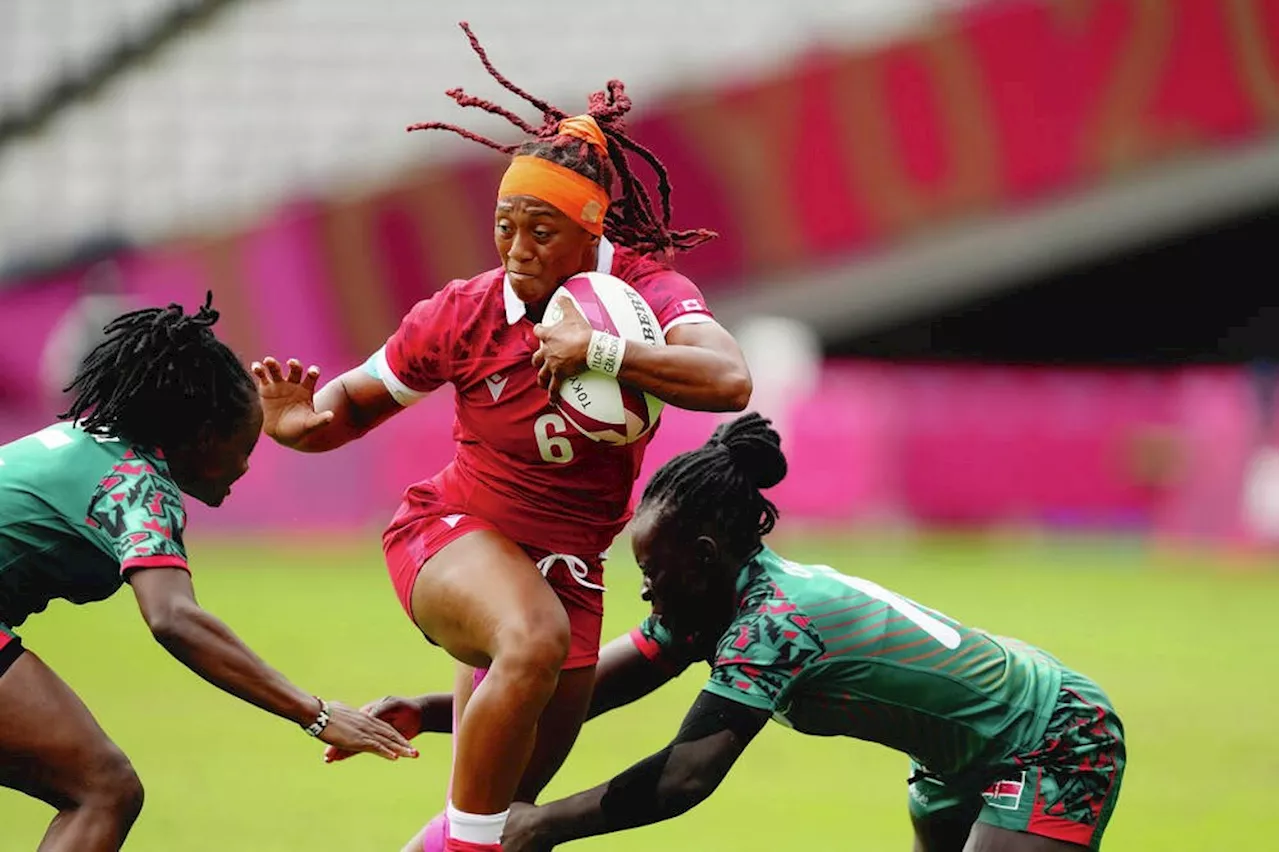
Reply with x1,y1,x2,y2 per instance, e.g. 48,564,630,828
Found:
494,606,571,691
83,746,145,823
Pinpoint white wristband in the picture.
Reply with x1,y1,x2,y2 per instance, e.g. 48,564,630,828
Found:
586,330,626,377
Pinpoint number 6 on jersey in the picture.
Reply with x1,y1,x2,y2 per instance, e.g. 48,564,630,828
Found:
535,413,574,464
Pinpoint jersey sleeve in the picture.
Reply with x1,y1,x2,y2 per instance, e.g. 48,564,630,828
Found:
85,451,189,574
702,610,825,712
634,270,715,335
629,613,703,674
364,288,457,405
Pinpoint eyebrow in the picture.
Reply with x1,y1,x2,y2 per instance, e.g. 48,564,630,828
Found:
496,203,559,217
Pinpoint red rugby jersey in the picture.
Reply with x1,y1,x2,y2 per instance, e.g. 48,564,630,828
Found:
369,238,714,555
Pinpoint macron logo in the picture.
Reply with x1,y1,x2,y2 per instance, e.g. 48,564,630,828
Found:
441,514,465,529
484,373,508,402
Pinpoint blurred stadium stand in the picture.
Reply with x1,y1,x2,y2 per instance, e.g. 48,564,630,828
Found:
0,0,944,276
0,0,1274,546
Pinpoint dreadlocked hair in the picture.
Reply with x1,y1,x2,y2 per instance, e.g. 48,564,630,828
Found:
407,21,717,258
61,291,255,451
641,413,788,558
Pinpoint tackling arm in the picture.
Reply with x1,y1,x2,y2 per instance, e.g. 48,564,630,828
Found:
513,691,769,847
130,567,320,724
130,567,417,760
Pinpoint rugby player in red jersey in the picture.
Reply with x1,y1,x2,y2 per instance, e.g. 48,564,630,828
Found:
254,22,751,852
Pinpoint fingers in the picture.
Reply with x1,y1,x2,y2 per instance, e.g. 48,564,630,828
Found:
250,357,281,388
367,735,418,762
530,347,546,370
249,357,320,388
532,323,549,341
369,717,418,758
323,744,353,763
536,363,552,390
334,733,418,764
387,737,419,759
300,363,323,393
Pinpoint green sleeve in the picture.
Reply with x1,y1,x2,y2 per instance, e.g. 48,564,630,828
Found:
85,450,189,574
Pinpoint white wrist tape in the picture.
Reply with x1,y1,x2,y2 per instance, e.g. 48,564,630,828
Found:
586,330,626,377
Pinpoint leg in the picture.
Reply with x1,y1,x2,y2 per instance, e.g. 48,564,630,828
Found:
512,580,602,805
405,664,595,851
401,664,481,852
410,530,570,829
513,665,595,803
0,649,146,852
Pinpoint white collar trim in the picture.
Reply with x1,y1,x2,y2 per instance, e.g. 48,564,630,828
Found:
503,237,616,325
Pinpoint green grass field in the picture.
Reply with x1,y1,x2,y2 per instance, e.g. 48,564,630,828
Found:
2,531,1275,851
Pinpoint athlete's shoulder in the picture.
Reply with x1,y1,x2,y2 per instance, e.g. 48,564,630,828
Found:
404,268,504,320
724,550,823,636
611,246,696,293
610,245,675,282
610,246,712,328
390,268,505,352
711,554,827,678
445,266,505,301
1,422,125,466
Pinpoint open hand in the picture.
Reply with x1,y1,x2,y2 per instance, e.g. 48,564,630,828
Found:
315,700,419,762
324,695,425,764
251,356,335,448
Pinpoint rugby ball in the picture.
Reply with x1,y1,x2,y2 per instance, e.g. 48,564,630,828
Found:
542,272,665,446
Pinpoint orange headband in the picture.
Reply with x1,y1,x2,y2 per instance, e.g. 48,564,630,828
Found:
496,115,611,235
557,114,609,154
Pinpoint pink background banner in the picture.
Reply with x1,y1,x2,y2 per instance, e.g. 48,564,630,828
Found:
8,362,1265,543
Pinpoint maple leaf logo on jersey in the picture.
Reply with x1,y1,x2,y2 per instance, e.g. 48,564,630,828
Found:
484,373,508,402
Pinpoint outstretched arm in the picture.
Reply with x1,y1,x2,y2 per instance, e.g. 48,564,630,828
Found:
322,630,683,763
130,567,417,760
252,358,404,453
504,691,769,850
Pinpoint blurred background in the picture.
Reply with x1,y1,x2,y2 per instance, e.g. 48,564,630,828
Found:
1,1,1276,850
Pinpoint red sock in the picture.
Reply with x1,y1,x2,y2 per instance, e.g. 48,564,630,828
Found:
443,840,500,852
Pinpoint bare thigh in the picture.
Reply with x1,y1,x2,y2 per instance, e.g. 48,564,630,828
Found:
410,529,568,668
0,650,137,810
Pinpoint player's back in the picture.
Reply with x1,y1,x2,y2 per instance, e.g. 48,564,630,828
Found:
723,549,1063,779
0,423,172,625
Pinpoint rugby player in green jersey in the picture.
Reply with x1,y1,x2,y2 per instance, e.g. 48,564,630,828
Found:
0,295,415,852
346,413,1124,851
